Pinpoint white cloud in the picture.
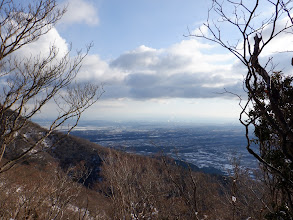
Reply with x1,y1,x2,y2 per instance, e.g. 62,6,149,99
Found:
63,2,293,122
60,0,99,26
110,39,235,75
15,27,69,59
191,24,209,37
9,24,257,102
60,35,243,101
77,54,128,83
13,26,245,101
110,45,160,71
9,23,249,121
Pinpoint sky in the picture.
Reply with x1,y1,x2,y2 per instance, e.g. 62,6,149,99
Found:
19,0,293,123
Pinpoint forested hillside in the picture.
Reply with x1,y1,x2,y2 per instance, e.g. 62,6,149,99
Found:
0,119,279,219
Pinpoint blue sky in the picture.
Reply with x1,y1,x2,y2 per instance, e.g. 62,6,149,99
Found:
56,0,211,59
21,0,293,123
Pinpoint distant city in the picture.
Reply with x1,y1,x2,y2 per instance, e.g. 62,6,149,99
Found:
67,120,258,174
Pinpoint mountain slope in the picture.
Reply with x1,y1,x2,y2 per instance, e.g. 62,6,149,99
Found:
0,120,268,219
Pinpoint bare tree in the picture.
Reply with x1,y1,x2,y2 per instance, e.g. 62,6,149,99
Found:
0,0,103,173
190,0,293,217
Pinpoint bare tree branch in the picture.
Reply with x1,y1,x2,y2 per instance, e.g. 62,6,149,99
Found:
0,0,103,173
193,0,293,216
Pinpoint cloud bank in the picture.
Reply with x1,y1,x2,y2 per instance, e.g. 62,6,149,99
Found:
77,40,244,100
18,19,293,102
